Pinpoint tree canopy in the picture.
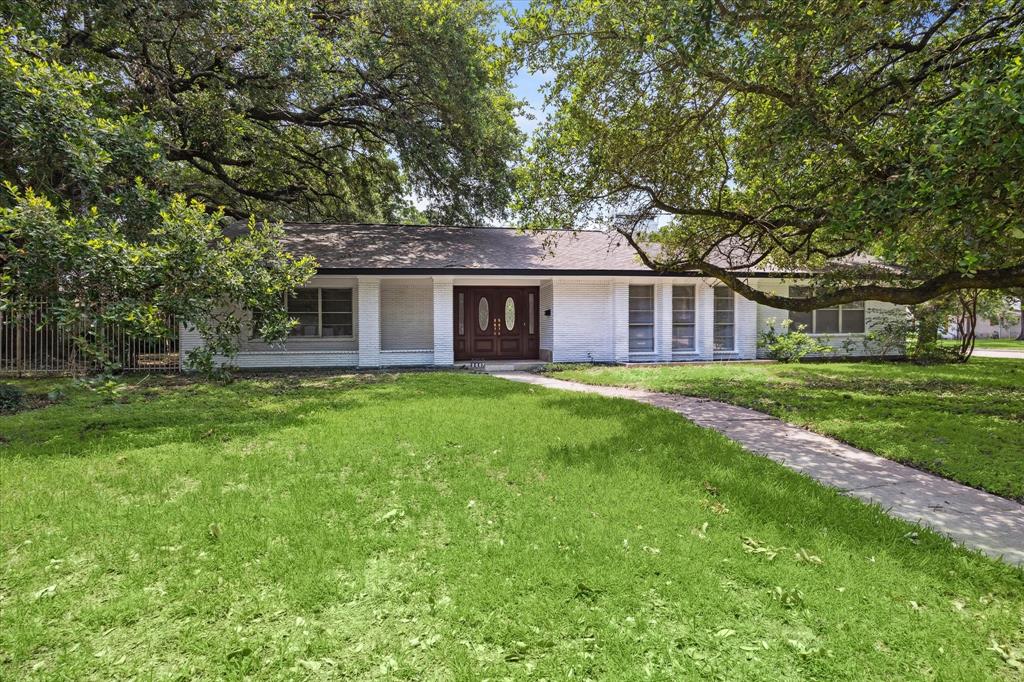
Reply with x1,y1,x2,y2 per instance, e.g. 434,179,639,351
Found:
4,0,522,224
1,26,315,371
512,0,1024,310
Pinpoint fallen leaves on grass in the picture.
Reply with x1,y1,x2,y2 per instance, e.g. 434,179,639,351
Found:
742,537,782,561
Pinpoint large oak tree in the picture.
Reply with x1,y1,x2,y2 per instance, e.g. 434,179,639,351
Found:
512,0,1024,311
4,0,522,223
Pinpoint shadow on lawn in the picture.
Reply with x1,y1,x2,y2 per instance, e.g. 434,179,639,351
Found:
533,391,1017,574
0,372,533,461
0,374,391,459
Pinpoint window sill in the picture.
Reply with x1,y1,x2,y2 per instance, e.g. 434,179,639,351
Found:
238,350,357,356
807,333,865,337
286,336,355,341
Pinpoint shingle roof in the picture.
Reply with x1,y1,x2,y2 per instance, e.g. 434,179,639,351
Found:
229,222,872,276
234,223,664,273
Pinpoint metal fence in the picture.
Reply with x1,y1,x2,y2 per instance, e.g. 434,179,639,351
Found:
0,303,180,375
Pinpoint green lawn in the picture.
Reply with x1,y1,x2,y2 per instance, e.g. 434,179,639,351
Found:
549,358,1024,502
961,338,1024,350
1,373,1023,679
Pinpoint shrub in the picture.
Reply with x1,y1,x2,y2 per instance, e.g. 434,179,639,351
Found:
864,309,912,357
0,383,25,413
910,342,961,365
758,319,833,362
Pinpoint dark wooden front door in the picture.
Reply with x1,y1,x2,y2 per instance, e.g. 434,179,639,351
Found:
454,287,540,361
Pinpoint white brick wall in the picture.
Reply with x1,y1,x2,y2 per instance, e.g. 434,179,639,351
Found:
432,278,455,366
734,287,759,359
656,283,673,362
696,282,715,360
181,273,903,369
380,279,433,351
539,280,554,360
233,351,358,369
357,277,381,367
550,279,616,362
612,281,630,362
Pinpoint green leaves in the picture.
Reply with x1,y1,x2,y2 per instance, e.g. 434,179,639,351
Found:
512,1,1024,303
8,0,520,223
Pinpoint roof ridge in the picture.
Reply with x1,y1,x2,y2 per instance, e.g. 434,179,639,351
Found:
276,222,610,234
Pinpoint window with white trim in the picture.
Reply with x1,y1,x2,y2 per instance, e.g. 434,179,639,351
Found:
713,286,735,351
287,287,353,337
628,285,655,353
789,286,865,334
672,285,696,352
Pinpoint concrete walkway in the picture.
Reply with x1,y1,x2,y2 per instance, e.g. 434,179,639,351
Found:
972,348,1024,359
494,371,1024,566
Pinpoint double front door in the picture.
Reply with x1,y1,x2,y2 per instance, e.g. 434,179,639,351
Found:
454,287,540,361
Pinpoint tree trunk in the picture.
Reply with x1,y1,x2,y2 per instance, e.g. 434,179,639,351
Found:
955,290,978,362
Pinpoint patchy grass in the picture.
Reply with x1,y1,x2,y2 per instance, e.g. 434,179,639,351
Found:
1,372,1023,679
549,359,1024,502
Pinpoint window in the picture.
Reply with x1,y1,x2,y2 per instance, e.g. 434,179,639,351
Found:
672,285,696,352
789,286,865,334
628,285,655,353
713,286,735,351
287,287,353,337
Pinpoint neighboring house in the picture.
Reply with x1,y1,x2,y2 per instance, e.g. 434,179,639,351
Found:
181,224,904,368
940,297,1022,340
970,299,1022,339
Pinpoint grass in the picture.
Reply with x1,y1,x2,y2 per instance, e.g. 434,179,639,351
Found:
548,358,1024,502
1,372,1023,679
957,338,1024,350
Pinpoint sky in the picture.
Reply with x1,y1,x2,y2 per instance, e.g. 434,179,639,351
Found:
498,2,550,136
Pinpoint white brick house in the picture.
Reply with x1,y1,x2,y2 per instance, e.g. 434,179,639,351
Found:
181,224,902,368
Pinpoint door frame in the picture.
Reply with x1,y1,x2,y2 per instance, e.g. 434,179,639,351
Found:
453,286,540,361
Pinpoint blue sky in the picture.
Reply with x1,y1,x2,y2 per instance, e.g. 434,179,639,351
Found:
498,2,550,136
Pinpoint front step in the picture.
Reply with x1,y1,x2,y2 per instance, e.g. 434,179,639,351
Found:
456,361,546,373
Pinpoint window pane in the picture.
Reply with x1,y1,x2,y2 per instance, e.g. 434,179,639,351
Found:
673,310,695,324
673,285,695,304
788,286,815,331
321,288,352,312
630,309,654,324
322,312,352,337
815,308,840,333
789,310,813,332
714,326,735,351
287,288,318,313
673,324,695,351
673,285,695,325
629,325,655,352
713,286,735,350
478,297,489,332
843,299,865,310
288,312,319,336
841,308,865,333
629,286,656,352
789,285,812,299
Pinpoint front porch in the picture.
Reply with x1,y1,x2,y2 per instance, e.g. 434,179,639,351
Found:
198,274,759,369
349,275,756,368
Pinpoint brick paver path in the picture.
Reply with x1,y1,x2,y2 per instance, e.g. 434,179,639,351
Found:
494,371,1024,566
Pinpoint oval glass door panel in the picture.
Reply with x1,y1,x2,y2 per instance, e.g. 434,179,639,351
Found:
504,297,516,331
478,297,489,331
